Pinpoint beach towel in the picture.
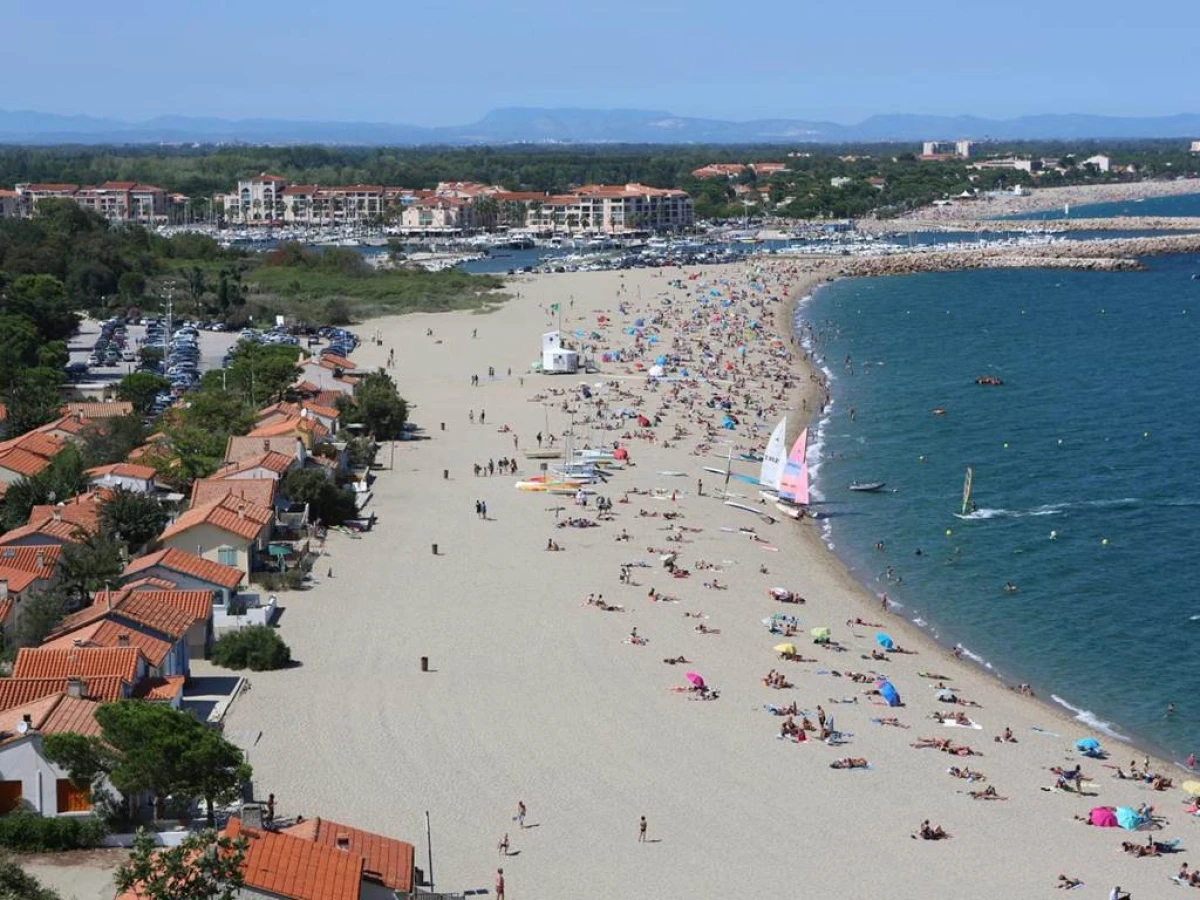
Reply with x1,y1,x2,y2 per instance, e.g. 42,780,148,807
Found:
942,720,982,730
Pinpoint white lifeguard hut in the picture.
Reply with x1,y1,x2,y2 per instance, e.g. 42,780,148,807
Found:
541,330,579,374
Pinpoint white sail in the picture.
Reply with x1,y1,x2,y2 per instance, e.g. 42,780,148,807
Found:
759,417,787,490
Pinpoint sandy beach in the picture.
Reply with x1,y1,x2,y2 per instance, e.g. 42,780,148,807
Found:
224,260,1194,899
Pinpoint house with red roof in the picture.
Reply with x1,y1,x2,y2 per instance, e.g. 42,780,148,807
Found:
86,462,157,494
159,494,274,576
117,814,416,900
0,545,62,640
0,693,105,816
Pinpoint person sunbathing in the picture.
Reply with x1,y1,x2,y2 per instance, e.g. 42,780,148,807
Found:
662,656,690,665
913,820,949,840
995,726,1017,743
830,757,868,769
1055,874,1083,889
947,766,985,782
694,622,717,634
912,737,950,750
874,716,909,729
968,786,1006,800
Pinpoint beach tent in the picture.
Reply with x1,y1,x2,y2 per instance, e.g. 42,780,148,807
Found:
636,415,651,427
685,672,705,688
773,643,797,656
612,447,629,461
1115,806,1144,830
875,632,894,650
1075,738,1101,752
1088,807,1119,828
649,365,665,378
936,688,957,702
878,680,902,707
811,626,831,643
1181,780,1200,797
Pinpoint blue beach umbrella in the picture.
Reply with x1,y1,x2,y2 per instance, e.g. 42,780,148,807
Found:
1075,738,1100,752
878,681,897,710
875,632,894,650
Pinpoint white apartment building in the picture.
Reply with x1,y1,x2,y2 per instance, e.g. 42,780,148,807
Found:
216,173,289,223
399,197,471,234
280,185,385,225
526,184,693,234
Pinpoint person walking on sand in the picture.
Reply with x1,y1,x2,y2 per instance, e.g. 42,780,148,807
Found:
639,815,647,843
514,800,526,828
498,833,509,856
495,868,505,900
480,410,486,425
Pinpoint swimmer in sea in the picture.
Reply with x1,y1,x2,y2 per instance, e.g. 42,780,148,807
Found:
1004,582,1018,594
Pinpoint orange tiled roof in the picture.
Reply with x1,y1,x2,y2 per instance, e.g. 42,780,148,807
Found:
224,437,301,464
0,446,54,479
0,694,102,747
105,589,209,637
132,675,185,702
14,645,141,683
191,477,277,510
122,547,244,590
280,817,414,893
37,414,91,438
10,430,70,457
26,491,105,536
308,353,356,371
248,416,330,440
160,493,272,543
124,576,178,591
0,676,126,710
226,818,364,900
0,598,12,625
0,517,92,546
42,620,172,668
62,401,134,419
0,544,62,575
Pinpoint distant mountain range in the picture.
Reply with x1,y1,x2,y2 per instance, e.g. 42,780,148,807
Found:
2,107,1199,146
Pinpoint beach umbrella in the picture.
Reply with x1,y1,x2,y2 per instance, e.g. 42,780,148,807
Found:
878,680,902,707
773,643,797,656
875,632,894,650
810,626,831,641
1114,806,1143,830
1088,807,1118,828
685,672,705,688
1075,738,1101,752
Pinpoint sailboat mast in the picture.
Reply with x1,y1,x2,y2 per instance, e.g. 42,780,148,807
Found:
961,467,974,516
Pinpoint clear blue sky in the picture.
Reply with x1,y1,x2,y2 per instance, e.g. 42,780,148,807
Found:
5,0,1194,124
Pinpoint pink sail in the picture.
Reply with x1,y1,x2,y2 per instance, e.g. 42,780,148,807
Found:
778,428,808,505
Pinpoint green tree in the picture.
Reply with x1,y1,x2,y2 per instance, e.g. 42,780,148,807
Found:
80,415,147,469
115,828,247,900
3,274,80,343
44,701,251,825
351,370,408,439
281,468,356,525
0,313,40,389
211,626,292,672
0,853,64,900
118,371,171,414
118,271,147,302
226,343,300,407
58,532,124,601
100,488,169,548
0,445,87,530
7,585,69,654
37,340,69,371
3,367,66,436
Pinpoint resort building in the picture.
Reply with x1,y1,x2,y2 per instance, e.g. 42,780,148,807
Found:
526,184,693,235
920,140,973,160
0,189,21,218
215,173,289,224
1083,154,1111,173
280,184,386,225
10,183,167,222
692,163,747,179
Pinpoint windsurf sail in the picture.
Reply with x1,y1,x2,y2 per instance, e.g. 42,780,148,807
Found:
777,428,809,505
961,467,974,516
759,417,787,489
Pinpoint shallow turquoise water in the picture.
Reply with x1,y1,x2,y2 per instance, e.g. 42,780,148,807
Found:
797,253,1200,760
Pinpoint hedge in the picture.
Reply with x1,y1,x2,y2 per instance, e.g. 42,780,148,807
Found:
0,810,108,851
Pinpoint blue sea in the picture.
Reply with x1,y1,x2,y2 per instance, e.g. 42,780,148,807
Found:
796,252,1200,761
1008,191,1200,221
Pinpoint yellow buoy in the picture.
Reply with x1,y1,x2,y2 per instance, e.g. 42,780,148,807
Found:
1101,538,1109,546
945,529,952,537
